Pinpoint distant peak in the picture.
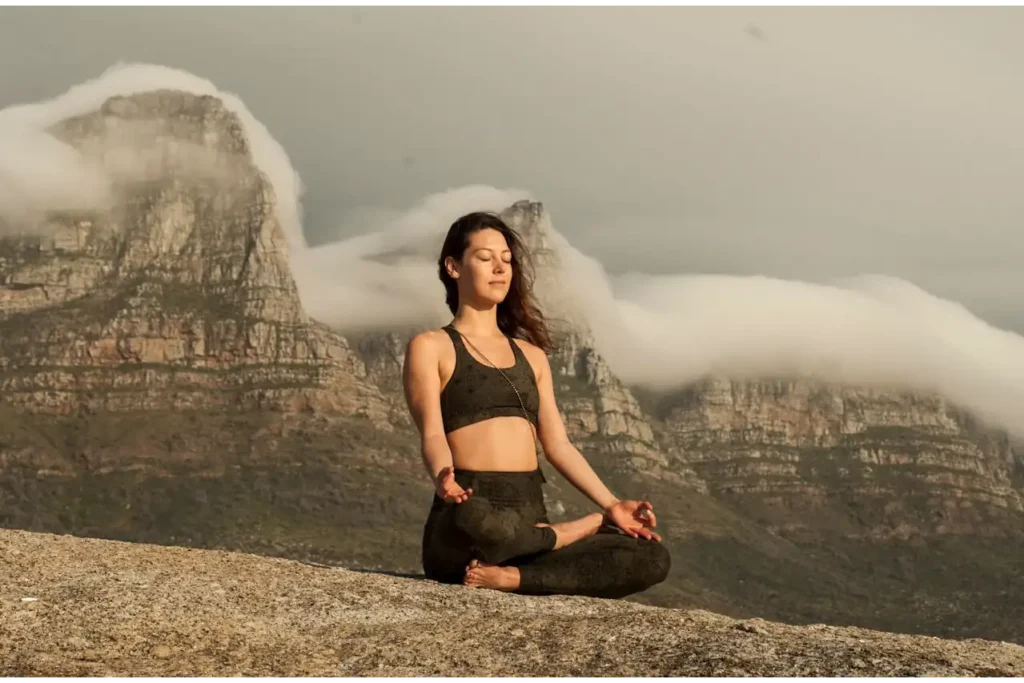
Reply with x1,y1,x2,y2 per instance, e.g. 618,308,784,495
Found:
501,200,552,248
499,200,589,334
54,89,252,161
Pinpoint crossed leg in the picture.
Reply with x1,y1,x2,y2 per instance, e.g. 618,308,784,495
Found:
463,512,605,589
426,495,671,599
452,496,671,599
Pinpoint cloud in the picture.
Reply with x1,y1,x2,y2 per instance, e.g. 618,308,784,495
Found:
0,62,305,249
0,125,115,232
290,184,535,331
559,243,1024,438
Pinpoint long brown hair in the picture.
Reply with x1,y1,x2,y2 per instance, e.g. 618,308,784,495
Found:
437,211,554,353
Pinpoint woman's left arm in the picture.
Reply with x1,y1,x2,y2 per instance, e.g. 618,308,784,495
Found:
528,345,660,541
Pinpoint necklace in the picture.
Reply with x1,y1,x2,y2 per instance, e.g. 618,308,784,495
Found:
447,324,537,443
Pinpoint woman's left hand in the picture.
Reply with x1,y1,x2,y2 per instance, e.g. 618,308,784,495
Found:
604,500,662,542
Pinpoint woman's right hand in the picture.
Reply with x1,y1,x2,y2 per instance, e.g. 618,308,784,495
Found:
435,466,473,503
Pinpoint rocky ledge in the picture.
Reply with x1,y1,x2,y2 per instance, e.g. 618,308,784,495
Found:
1,529,1020,676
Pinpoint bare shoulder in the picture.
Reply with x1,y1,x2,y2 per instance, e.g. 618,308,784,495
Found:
407,327,452,350
511,337,551,376
405,328,449,360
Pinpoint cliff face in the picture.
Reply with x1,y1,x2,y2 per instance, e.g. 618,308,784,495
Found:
2,90,1024,645
0,91,388,425
646,378,1022,540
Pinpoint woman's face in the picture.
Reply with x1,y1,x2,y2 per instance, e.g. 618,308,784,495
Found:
448,228,513,307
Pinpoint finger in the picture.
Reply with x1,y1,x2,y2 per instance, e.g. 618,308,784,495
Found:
641,502,657,524
650,531,663,543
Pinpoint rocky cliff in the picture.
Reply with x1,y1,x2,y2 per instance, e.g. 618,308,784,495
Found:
644,378,1023,540
0,91,388,425
2,90,1023,647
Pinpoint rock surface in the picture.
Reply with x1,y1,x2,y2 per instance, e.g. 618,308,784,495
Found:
2,528,1021,677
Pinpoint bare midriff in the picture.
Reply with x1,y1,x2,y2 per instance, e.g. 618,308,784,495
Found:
445,416,539,472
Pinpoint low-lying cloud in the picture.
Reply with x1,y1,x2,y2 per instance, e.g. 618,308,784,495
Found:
2,63,1022,440
0,62,305,247
0,126,113,232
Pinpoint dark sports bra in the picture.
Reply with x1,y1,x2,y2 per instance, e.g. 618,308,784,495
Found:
439,324,541,434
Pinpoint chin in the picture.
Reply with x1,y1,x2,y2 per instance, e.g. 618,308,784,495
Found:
475,290,508,306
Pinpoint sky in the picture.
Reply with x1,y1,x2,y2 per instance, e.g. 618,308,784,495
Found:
1,6,1022,335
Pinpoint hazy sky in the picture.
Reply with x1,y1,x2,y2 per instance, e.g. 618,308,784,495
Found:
1,6,1022,332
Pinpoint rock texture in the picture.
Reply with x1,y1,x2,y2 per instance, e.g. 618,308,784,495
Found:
645,377,1023,540
0,91,388,425
2,528,1022,677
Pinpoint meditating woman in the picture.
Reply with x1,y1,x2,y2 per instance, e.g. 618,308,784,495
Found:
402,211,671,598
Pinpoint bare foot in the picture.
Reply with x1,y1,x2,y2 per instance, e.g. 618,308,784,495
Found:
535,512,604,550
463,559,521,591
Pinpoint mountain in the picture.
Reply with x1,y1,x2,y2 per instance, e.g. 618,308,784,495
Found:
1,91,389,424
1,90,1022,645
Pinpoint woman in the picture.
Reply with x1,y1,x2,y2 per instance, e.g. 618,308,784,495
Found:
402,211,670,598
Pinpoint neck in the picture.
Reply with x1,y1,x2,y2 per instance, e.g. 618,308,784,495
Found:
452,302,502,337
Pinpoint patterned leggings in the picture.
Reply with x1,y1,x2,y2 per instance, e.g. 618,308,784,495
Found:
421,468,671,599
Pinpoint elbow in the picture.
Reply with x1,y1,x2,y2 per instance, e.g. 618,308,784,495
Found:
541,439,573,464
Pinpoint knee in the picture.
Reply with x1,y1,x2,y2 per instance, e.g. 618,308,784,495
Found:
643,540,671,586
452,498,517,548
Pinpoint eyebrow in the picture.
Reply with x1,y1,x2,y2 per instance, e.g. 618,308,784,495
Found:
473,247,512,254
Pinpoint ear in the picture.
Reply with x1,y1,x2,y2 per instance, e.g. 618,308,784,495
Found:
444,256,460,280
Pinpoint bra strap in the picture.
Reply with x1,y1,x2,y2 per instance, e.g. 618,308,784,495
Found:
442,324,468,355
507,336,525,364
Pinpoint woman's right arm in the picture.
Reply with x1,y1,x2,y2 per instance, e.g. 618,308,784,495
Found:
402,332,470,502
